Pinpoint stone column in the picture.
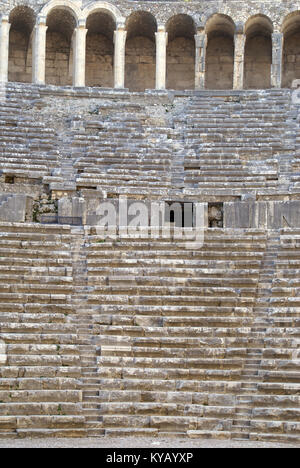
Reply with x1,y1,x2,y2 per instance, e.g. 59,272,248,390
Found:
155,26,168,90
194,29,207,89
114,23,127,89
271,32,283,88
233,32,246,89
32,16,48,85
73,21,87,87
0,15,11,83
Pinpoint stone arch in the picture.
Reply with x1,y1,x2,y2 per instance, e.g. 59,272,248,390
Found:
85,10,116,87
244,14,273,89
166,14,196,90
205,13,235,89
282,11,300,87
125,11,157,91
39,0,81,24
202,8,237,28
8,5,35,83
163,10,200,29
45,6,77,85
83,2,123,25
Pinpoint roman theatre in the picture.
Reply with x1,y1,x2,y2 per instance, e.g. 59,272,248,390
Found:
0,0,299,443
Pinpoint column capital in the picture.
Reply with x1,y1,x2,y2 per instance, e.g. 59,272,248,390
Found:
36,15,47,26
272,31,283,37
234,31,246,40
75,25,87,36
0,14,9,24
116,21,126,31
157,24,166,33
196,23,205,32
114,27,127,45
235,22,244,35
272,32,283,45
78,19,87,29
155,28,168,45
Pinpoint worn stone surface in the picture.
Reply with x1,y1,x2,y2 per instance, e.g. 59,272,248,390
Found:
0,436,298,448
1,2,300,442
2,1,300,89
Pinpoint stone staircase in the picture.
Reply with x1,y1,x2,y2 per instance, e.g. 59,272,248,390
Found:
178,90,294,198
0,222,85,438
82,229,267,439
250,229,300,442
0,84,294,202
0,83,59,184
0,83,299,442
69,226,101,437
44,133,79,195
26,87,295,201
231,231,281,440
0,224,298,441
73,111,173,198
72,227,297,442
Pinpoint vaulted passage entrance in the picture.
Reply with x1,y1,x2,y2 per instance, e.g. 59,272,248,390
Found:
282,12,300,88
125,11,157,91
45,8,76,86
85,11,115,88
205,14,235,89
166,14,196,90
244,15,272,89
8,6,35,83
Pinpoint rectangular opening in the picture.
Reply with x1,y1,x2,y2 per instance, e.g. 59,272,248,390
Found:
165,201,194,228
208,202,223,228
5,175,15,184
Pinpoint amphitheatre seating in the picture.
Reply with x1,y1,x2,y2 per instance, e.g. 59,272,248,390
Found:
0,223,299,441
244,229,300,442
0,83,299,442
77,228,300,442
82,229,268,438
0,84,58,183
0,222,85,438
180,91,293,196
45,89,295,199
72,108,173,197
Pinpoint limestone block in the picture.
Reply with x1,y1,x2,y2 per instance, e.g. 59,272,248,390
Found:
0,194,27,222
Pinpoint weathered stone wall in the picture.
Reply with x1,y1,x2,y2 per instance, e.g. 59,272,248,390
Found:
205,34,234,90
166,37,195,90
282,31,300,88
0,74,299,442
224,201,300,229
0,194,29,222
2,0,300,32
85,33,113,88
244,35,272,89
4,1,300,90
125,36,156,91
8,29,32,83
45,31,72,86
